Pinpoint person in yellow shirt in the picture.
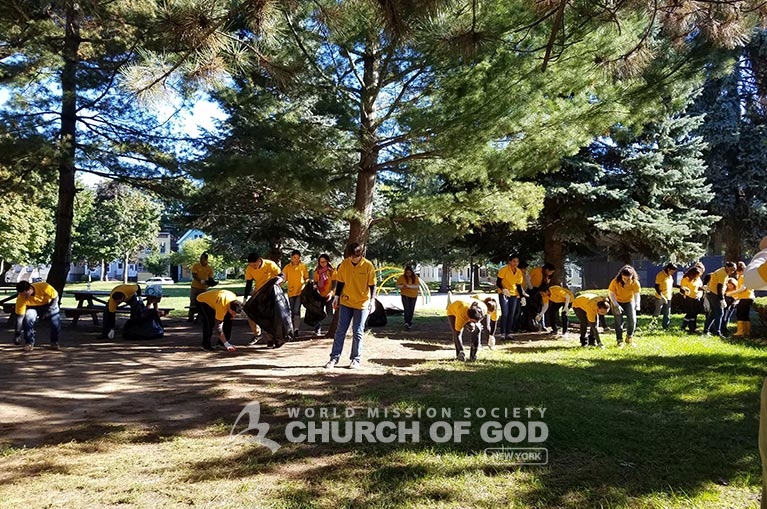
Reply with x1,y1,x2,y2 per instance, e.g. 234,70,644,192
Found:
14,280,60,351
244,252,284,345
188,252,214,322
101,283,142,339
652,263,679,330
446,297,496,361
396,265,420,329
196,289,242,352
283,250,309,332
703,261,737,337
572,293,610,348
726,261,755,337
608,265,642,348
496,254,528,340
538,284,575,336
679,263,705,334
324,243,376,370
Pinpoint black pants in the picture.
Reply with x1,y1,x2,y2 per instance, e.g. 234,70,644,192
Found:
200,303,232,348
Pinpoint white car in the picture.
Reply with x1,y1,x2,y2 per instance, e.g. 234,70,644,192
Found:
145,276,175,284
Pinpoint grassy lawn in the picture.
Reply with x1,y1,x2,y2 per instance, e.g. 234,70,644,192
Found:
1,299,765,508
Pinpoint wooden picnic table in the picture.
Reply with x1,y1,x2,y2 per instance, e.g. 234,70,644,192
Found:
62,290,173,326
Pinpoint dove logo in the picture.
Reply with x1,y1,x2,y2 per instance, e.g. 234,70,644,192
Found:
229,401,281,453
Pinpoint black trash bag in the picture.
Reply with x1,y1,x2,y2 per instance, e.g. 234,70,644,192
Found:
243,277,294,347
123,308,164,340
301,281,326,327
365,298,387,328
206,278,219,287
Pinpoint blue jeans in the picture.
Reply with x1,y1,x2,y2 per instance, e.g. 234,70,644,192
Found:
704,294,724,335
614,301,636,342
498,295,520,335
330,304,369,362
653,298,671,329
17,301,61,346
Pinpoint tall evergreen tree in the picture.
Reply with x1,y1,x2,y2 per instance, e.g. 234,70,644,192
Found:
691,31,767,260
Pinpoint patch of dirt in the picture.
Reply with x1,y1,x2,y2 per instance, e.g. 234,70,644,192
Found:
0,315,565,448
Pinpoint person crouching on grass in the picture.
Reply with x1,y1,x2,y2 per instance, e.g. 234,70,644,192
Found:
446,298,496,362
572,293,611,349
196,289,242,352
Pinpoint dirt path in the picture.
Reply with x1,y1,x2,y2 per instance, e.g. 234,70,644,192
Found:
1,314,557,448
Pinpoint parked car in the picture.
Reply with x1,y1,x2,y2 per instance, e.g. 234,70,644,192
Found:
145,276,175,284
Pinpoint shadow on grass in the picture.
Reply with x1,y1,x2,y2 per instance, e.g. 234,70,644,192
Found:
172,352,767,508
2,318,767,507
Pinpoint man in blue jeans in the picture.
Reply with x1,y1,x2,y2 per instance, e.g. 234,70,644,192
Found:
14,280,61,351
324,243,376,370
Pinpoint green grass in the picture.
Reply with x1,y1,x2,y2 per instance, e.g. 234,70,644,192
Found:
1,309,765,508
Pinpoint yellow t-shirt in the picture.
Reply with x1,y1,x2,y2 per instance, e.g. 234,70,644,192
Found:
707,267,729,294
680,276,702,298
608,278,641,303
336,257,376,310
196,290,239,321
282,262,309,298
497,266,524,297
528,267,545,289
191,262,214,290
548,286,575,305
655,270,673,300
108,283,140,312
469,294,498,321
15,282,58,315
447,299,488,331
730,275,755,300
396,275,420,299
573,294,607,323
245,259,282,293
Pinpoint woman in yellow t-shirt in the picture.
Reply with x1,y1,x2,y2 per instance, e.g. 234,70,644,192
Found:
396,265,420,329
608,265,641,348
679,263,705,334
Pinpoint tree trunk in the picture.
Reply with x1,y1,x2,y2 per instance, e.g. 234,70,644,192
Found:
440,259,451,293
722,219,742,262
543,227,565,286
347,38,380,249
47,1,80,295
123,252,129,284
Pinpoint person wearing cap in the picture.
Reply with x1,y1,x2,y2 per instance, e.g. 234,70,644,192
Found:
102,283,142,339
196,289,242,352
652,263,679,330
14,280,61,351
188,252,214,322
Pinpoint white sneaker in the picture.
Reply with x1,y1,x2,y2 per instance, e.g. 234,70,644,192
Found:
23,344,34,352
324,358,338,369
488,335,496,350
107,329,115,340
349,359,361,369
